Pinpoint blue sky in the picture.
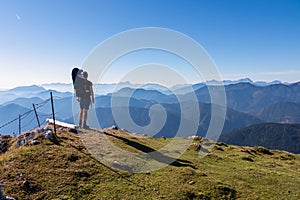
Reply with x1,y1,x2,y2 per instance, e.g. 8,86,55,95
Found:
0,0,300,88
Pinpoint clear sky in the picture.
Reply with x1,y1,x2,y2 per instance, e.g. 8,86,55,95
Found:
0,0,300,88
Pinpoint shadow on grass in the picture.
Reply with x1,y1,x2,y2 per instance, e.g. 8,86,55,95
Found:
104,131,196,169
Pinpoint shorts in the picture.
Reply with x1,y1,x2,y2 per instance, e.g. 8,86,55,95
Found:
80,96,91,110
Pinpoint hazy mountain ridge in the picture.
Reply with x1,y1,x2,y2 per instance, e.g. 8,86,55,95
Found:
0,103,50,135
1,80,300,142
39,78,292,94
65,100,264,138
3,97,45,108
0,85,73,104
253,102,300,123
219,123,300,154
189,82,300,114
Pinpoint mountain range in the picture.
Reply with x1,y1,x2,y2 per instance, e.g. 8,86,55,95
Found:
0,79,300,153
0,103,49,134
37,78,293,95
0,85,72,104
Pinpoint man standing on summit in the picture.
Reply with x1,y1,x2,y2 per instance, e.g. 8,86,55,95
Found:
79,71,94,129
72,68,94,129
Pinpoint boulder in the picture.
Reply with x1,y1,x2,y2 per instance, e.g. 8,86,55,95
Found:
43,129,54,141
16,137,25,148
188,180,195,185
24,132,36,140
29,139,39,146
107,125,118,130
188,135,202,141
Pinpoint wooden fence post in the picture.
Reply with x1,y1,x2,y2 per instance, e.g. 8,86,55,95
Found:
50,92,57,137
18,114,21,135
32,103,41,128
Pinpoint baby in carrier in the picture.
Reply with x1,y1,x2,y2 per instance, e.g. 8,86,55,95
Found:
72,68,85,101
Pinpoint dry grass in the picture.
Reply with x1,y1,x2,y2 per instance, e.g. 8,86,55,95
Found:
0,128,299,199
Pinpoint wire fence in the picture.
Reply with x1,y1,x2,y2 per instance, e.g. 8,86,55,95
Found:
0,93,57,136
21,115,36,130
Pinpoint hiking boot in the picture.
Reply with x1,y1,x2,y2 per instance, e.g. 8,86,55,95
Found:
83,124,90,129
78,121,82,128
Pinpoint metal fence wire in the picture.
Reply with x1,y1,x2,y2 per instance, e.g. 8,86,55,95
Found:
0,96,55,135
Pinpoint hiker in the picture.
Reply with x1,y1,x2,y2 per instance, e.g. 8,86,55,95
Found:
78,71,94,129
72,68,85,101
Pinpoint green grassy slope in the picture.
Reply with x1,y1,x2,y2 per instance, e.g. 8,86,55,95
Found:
0,128,300,200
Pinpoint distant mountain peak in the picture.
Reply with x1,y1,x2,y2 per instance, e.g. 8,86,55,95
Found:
206,78,254,86
8,85,46,93
240,78,253,82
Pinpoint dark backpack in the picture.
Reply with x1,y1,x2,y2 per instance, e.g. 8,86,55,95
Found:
71,68,86,97
71,68,79,84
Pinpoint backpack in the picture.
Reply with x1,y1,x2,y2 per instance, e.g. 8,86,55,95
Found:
71,68,86,97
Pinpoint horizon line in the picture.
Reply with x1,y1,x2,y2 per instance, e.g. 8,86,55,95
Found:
1,78,299,90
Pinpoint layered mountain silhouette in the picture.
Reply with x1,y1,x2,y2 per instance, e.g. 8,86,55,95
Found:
1,81,300,152
0,104,49,134
91,102,263,138
186,82,300,114
0,85,72,104
219,123,300,154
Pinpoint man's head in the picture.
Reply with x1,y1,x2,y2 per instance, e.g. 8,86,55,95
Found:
83,71,88,78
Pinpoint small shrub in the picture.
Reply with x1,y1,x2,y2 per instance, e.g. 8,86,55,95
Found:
280,154,295,160
68,154,79,162
242,157,254,162
214,147,224,151
217,185,236,199
216,142,228,147
253,146,273,155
